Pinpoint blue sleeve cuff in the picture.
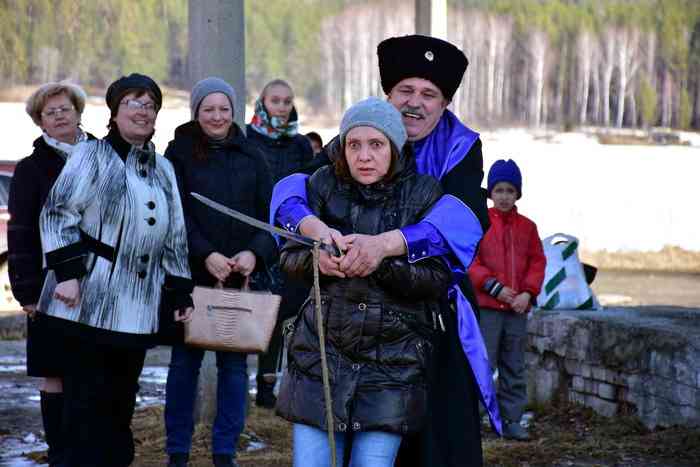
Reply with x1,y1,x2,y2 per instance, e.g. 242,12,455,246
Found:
401,221,451,263
277,197,314,232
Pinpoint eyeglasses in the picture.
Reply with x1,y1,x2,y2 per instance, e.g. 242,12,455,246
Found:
121,99,156,112
42,105,75,119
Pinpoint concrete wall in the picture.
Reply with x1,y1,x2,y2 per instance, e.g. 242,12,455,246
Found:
526,307,700,429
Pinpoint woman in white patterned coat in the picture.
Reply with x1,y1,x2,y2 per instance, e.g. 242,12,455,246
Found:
39,73,193,467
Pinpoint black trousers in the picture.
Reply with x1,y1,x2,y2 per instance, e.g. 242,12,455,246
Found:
395,310,483,467
62,336,146,467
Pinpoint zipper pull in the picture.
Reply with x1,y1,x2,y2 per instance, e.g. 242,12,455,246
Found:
438,312,445,332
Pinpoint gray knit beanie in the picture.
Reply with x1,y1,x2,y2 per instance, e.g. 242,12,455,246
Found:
339,97,407,151
190,77,237,120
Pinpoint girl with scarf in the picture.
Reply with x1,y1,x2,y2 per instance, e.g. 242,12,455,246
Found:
246,79,314,408
8,82,94,466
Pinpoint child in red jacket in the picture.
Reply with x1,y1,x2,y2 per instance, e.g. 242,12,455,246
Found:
469,159,546,441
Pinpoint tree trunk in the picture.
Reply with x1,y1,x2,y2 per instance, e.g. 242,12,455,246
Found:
616,47,628,127
600,29,616,126
529,31,547,126
486,15,498,117
628,91,637,127
615,28,641,128
661,69,673,127
577,32,592,124
555,41,567,124
591,62,601,124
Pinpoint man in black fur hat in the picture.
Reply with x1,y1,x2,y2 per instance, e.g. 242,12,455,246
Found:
272,35,501,467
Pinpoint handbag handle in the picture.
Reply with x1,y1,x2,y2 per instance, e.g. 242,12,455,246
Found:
215,276,251,291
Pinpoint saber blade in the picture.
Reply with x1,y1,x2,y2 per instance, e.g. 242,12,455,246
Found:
191,192,339,256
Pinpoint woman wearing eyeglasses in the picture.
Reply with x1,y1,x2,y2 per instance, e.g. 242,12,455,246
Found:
7,81,94,466
39,73,193,466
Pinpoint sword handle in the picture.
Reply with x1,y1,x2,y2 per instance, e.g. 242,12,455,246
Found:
318,241,342,258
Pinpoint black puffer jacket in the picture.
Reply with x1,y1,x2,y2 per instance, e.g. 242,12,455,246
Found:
276,151,451,436
165,121,278,287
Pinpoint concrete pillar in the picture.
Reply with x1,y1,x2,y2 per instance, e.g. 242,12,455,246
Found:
187,0,247,425
415,0,447,39
188,0,246,130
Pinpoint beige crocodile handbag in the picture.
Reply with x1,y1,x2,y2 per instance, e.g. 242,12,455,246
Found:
184,280,281,353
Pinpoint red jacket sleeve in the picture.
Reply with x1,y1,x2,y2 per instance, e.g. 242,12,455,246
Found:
521,223,546,297
468,252,495,291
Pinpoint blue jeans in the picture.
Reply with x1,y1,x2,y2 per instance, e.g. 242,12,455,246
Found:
165,345,248,455
293,423,402,467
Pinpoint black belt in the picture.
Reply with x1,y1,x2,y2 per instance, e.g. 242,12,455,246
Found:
80,230,115,262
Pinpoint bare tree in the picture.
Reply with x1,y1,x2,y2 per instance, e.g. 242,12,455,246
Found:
490,14,513,120
576,30,594,124
599,27,617,126
661,69,674,126
312,1,697,130
614,27,641,127
528,30,548,126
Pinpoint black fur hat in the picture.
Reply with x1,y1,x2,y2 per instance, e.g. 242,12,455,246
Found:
377,35,468,100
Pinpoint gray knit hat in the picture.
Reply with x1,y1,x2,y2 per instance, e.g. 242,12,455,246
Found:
339,97,407,151
190,77,237,120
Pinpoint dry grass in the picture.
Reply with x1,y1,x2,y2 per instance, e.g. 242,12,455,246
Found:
25,405,292,466
580,246,700,273
23,401,700,466
596,133,655,146
481,402,700,467
131,405,292,467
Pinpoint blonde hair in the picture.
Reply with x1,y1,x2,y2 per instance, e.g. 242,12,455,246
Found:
260,79,293,99
25,81,87,126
